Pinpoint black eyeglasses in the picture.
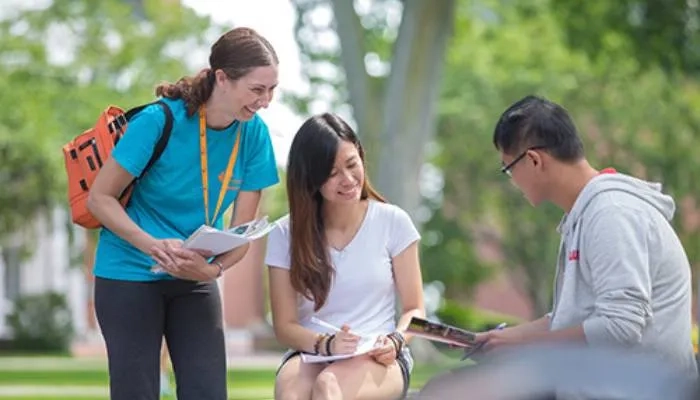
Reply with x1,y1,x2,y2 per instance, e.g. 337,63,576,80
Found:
500,145,548,176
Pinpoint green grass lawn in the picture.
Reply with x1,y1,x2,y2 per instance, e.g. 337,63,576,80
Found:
0,356,460,399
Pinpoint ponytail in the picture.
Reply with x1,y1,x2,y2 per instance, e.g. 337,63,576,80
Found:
154,68,215,116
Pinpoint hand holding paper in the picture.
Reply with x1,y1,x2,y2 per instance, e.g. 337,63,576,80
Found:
367,335,397,366
151,216,277,274
150,239,218,280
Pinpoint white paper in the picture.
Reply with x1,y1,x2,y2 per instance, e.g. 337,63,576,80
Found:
300,334,383,363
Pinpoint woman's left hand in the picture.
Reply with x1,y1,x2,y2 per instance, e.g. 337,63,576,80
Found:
368,335,397,366
158,246,218,282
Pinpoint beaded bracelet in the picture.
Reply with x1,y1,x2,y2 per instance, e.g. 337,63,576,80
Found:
313,333,325,355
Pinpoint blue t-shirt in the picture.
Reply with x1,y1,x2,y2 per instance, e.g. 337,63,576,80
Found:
93,98,279,281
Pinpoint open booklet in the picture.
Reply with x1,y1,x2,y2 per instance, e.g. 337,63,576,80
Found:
150,216,276,273
183,216,276,256
405,316,478,348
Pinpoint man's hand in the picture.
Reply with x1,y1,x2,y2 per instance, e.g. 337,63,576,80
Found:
474,327,526,352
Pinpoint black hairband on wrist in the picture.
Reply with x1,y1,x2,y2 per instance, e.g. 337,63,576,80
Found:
326,334,336,356
388,331,405,355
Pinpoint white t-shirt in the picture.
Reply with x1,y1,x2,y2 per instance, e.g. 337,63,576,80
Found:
265,200,421,336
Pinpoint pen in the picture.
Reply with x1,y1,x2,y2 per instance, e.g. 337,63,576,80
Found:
310,317,360,336
460,322,508,361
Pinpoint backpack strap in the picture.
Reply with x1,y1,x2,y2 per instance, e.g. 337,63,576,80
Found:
118,100,174,201
124,100,174,179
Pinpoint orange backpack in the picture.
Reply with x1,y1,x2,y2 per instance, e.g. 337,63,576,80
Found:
62,101,173,229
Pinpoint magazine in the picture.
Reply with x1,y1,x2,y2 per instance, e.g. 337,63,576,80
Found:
183,216,276,255
405,316,478,347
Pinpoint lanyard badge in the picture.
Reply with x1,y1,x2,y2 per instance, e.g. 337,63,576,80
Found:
199,105,241,226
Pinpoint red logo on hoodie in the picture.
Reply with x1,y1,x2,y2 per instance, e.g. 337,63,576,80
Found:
568,250,580,261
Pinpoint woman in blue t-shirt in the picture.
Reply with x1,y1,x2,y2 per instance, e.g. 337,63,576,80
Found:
88,27,279,400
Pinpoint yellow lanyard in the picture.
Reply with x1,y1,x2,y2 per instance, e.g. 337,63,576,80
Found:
199,105,241,226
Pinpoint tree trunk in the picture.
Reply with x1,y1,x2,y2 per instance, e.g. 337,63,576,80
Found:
331,0,457,364
375,0,456,216
328,0,384,172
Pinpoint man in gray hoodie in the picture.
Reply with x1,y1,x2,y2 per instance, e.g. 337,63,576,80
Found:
477,95,698,379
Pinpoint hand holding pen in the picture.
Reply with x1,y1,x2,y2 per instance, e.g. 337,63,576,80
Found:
461,322,507,361
311,317,361,355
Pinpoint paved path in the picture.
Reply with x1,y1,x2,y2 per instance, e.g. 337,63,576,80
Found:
0,353,282,371
0,385,273,399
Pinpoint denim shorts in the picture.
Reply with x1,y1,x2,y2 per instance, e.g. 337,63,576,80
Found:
277,347,414,399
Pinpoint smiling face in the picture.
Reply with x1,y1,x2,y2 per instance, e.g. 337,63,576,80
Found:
319,140,365,204
214,65,278,121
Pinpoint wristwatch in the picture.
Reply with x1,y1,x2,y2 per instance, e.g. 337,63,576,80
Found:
211,261,224,278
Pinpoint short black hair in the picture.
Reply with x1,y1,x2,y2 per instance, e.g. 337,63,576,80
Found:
492,95,584,162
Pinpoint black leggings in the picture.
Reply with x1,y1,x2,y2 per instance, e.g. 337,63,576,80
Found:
95,277,226,400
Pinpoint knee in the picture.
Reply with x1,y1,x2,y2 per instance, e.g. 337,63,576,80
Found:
311,371,342,400
276,391,303,400
275,379,312,400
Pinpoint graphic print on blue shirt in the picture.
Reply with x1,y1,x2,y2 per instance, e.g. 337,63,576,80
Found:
94,98,279,281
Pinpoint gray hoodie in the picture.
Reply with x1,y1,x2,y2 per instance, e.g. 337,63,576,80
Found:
549,172,698,377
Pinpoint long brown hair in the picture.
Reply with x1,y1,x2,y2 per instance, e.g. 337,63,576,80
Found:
286,113,384,311
155,27,278,116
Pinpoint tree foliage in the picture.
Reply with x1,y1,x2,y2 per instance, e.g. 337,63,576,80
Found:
432,0,700,314
0,0,216,241
552,0,700,74
289,0,456,218
291,0,700,315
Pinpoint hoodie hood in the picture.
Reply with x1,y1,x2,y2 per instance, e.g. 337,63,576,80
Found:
560,173,676,234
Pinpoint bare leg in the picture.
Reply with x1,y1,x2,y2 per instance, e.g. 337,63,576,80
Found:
276,355,326,400
311,355,404,400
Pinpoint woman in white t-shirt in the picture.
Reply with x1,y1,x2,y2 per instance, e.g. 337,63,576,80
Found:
265,113,426,400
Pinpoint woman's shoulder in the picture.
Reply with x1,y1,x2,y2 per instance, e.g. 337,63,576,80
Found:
369,199,410,220
136,98,189,125
269,214,291,241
